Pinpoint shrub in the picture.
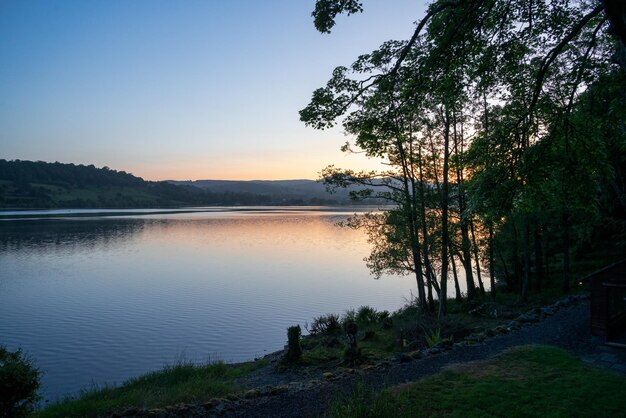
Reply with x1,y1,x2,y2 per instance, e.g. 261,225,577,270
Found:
356,306,380,324
282,325,303,364
309,314,341,335
0,345,40,418
341,309,357,326
425,328,452,348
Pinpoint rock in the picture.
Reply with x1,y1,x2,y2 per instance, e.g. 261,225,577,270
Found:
395,352,414,363
268,385,289,395
517,313,540,323
466,332,487,343
433,339,454,350
323,372,334,380
405,340,421,351
119,407,139,416
225,393,239,401
493,325,508,334
408,350,422,359
244,389,261,399
426,347,442,355
506,321,521,330
203,399,220,409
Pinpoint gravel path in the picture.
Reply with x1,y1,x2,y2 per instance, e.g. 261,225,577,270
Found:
216,300,596,418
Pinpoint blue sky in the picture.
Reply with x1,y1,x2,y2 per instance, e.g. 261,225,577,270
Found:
1,0,426,180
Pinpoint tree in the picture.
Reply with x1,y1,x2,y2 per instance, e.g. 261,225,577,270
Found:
302,0,625,311
0,346,41,418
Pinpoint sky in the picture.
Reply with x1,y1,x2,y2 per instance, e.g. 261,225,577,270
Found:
0,0,426,181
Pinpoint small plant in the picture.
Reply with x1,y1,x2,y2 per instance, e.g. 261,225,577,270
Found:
309,313,341,335
0,345,40,418
282,325,303,364
425,328,451,348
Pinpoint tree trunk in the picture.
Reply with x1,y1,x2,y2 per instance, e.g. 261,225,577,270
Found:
521,218,532,302
533,218,544,292
489,223,496,300
453,110,476,300
417,142,438,310
438,107,451,318
396,139,427,309
450,249,462,302
470,219,485,296
562,210,571,293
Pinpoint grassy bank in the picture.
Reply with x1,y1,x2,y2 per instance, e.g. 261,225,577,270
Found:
37,359,266,418
332,345,626,417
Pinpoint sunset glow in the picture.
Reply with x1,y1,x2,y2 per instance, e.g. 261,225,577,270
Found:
0,0,422,180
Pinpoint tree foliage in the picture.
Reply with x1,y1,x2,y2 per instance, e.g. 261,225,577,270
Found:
0,346,40,418
302,0,626,312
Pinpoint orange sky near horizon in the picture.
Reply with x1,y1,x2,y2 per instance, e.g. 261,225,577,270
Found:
131,150,388,181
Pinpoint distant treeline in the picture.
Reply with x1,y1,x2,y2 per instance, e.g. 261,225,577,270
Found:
0,160,342,208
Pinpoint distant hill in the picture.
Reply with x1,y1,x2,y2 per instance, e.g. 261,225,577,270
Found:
168,179,357,203
0,160,356,209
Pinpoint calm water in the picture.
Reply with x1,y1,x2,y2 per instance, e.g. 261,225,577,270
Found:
0,207,420,401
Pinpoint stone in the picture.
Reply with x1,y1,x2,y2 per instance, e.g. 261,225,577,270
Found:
244,389,261,399
433,339,454,350
492,325,508,334
203,399,220,408
323,372,334,379
427,347,442,355
405,340,421,351
395,352,414,363
120,408,139,416
408,350,422,359
516,313,540,323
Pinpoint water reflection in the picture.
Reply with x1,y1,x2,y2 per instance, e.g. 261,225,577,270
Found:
0,210,415,402
0,219,146,255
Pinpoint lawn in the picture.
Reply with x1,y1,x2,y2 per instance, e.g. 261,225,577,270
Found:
332,345,626,418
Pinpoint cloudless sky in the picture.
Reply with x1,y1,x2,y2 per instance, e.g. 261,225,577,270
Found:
1,0,427,180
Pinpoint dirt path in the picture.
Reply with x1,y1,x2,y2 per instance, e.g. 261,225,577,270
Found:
119,298,622,418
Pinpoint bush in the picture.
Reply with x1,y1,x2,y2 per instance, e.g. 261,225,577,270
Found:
282,325,303,364
341,309,357,326
0,345,40,418
425,328,452,348
356,306,381,324
309,314,341,335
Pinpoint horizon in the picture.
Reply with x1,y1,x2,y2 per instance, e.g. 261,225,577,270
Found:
1,1,425,181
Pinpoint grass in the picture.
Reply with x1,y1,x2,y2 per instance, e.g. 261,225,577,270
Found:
332,345,626,418
37,359,267,418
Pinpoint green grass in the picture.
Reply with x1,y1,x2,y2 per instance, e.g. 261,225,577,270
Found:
37,359,267,418
332,345,626,418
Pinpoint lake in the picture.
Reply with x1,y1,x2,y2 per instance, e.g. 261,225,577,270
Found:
0,207,423,401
